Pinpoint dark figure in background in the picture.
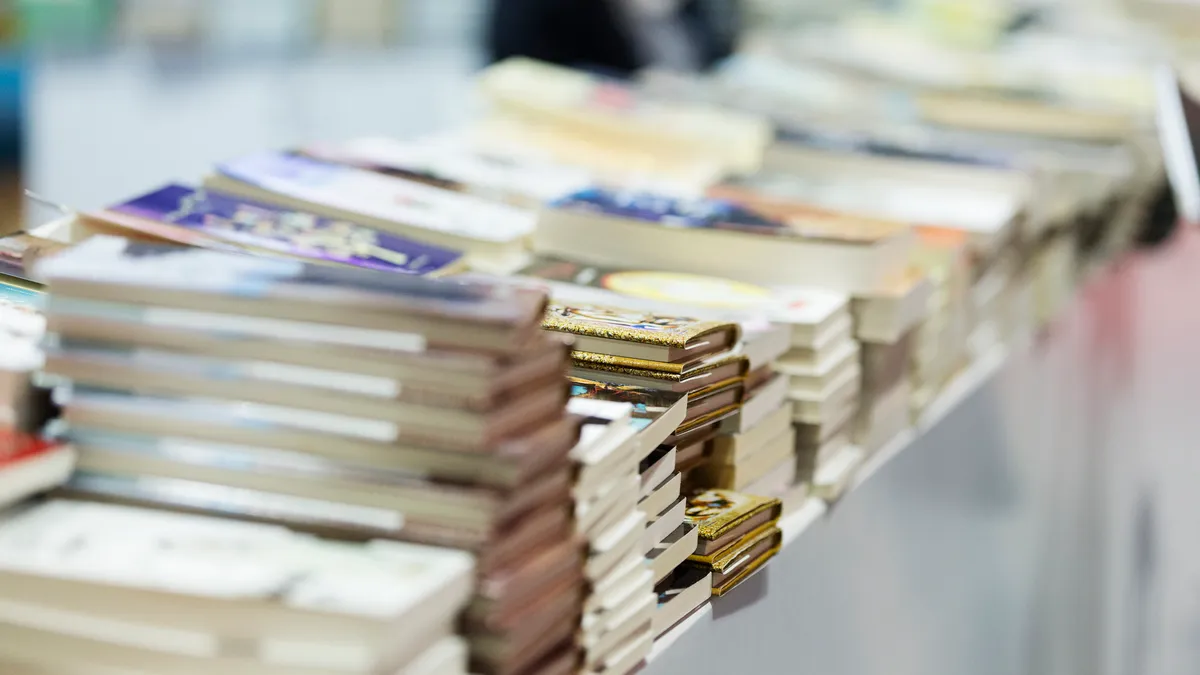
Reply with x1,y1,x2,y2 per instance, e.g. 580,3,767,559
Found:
485,0,741,77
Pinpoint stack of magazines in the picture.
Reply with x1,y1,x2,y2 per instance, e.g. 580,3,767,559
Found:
35,236,583,675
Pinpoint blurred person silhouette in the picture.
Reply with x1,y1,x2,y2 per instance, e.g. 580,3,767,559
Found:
485,0,741,76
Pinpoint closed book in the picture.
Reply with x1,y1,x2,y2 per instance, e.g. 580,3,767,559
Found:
0,500,474,668
303,135,593,206
478,58,771,175
536,189,914,293
543,302,739,364
684,490,782,556
45,345,567,451
652,566,710,636
61,390,580,483
647,523,699,585
83,184,465,276
47,299,567,404
38,237,548,355
204,152,534,269
571,351,748,394
686,524,781,596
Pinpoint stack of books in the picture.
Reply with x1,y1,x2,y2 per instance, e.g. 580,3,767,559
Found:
775,292,862,498
543,302,748,480
0,500,477,674
201,150,536,272
682,490,783,597
35,236,583,675
850,274,931,451
567,395,663,675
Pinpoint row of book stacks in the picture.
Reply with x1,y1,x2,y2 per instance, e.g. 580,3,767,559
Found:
0,29,1175,675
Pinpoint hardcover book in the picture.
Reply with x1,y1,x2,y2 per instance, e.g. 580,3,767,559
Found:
87,184,464,276
543,302,739,363
684,489,782,554
571,351,748,393
687,524,781,596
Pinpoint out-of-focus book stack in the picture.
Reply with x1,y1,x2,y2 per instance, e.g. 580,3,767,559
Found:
851,274,930,450
682,490,782,597
1,232,60,435
202,151,536,272
475,58,772,194
0,500,477,674
36,236,584,675
566,394,665,675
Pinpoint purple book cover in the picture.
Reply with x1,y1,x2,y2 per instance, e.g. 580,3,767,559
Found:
108,184,463,276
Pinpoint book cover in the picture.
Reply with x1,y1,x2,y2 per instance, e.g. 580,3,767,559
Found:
569,378,685,418
214,151,535,244
553,187,907,245
38,236,546,327
516,255,848,329
95,184,464,276
543,302,738,350
572,350,746,380
683,489,782,541
0,499,474,617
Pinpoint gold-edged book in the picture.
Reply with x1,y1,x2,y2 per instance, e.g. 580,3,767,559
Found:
543,302,739,363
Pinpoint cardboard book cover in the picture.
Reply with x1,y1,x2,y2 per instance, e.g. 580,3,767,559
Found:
543,302,739,353
38,236,547,328
89,184,465,276
683,489,782,543
212,151,535,244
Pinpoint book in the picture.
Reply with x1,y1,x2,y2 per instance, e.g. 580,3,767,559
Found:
61,390,579,486
543,302,739,364
641,497,685,555
691,426,795,492
684,489,782,555
687,524,781,597
83,184,466,276
647,523,699,586
571,351,748,394
38,236,548,355
652,566,710,636
478,58,771,175
535,189,913,293
303,135,593,206
0,501,475,661
204,151,535,269
535,187,907,293
45,344,568,451
853,273,934,344
0,432,74,508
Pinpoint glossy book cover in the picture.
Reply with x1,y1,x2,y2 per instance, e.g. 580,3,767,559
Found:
38,236,546,326
542,302,737,348
98,184,464,276
214,151,535,244
683,489,782,541
552,188,790,237
569,377,684,419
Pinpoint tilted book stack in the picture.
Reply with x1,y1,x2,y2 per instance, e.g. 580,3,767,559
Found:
682,490,783,597
36,236,584,675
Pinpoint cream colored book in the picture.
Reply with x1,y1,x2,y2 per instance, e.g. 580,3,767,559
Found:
647,524,699,585
652,566,710,637
536,191,915,294
740,455,799,499
641,497,686,555
690,426,795,492
775,340,861,395
853,273,935,344
711,405,792,466
478,58,772,175
638,472,681,524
